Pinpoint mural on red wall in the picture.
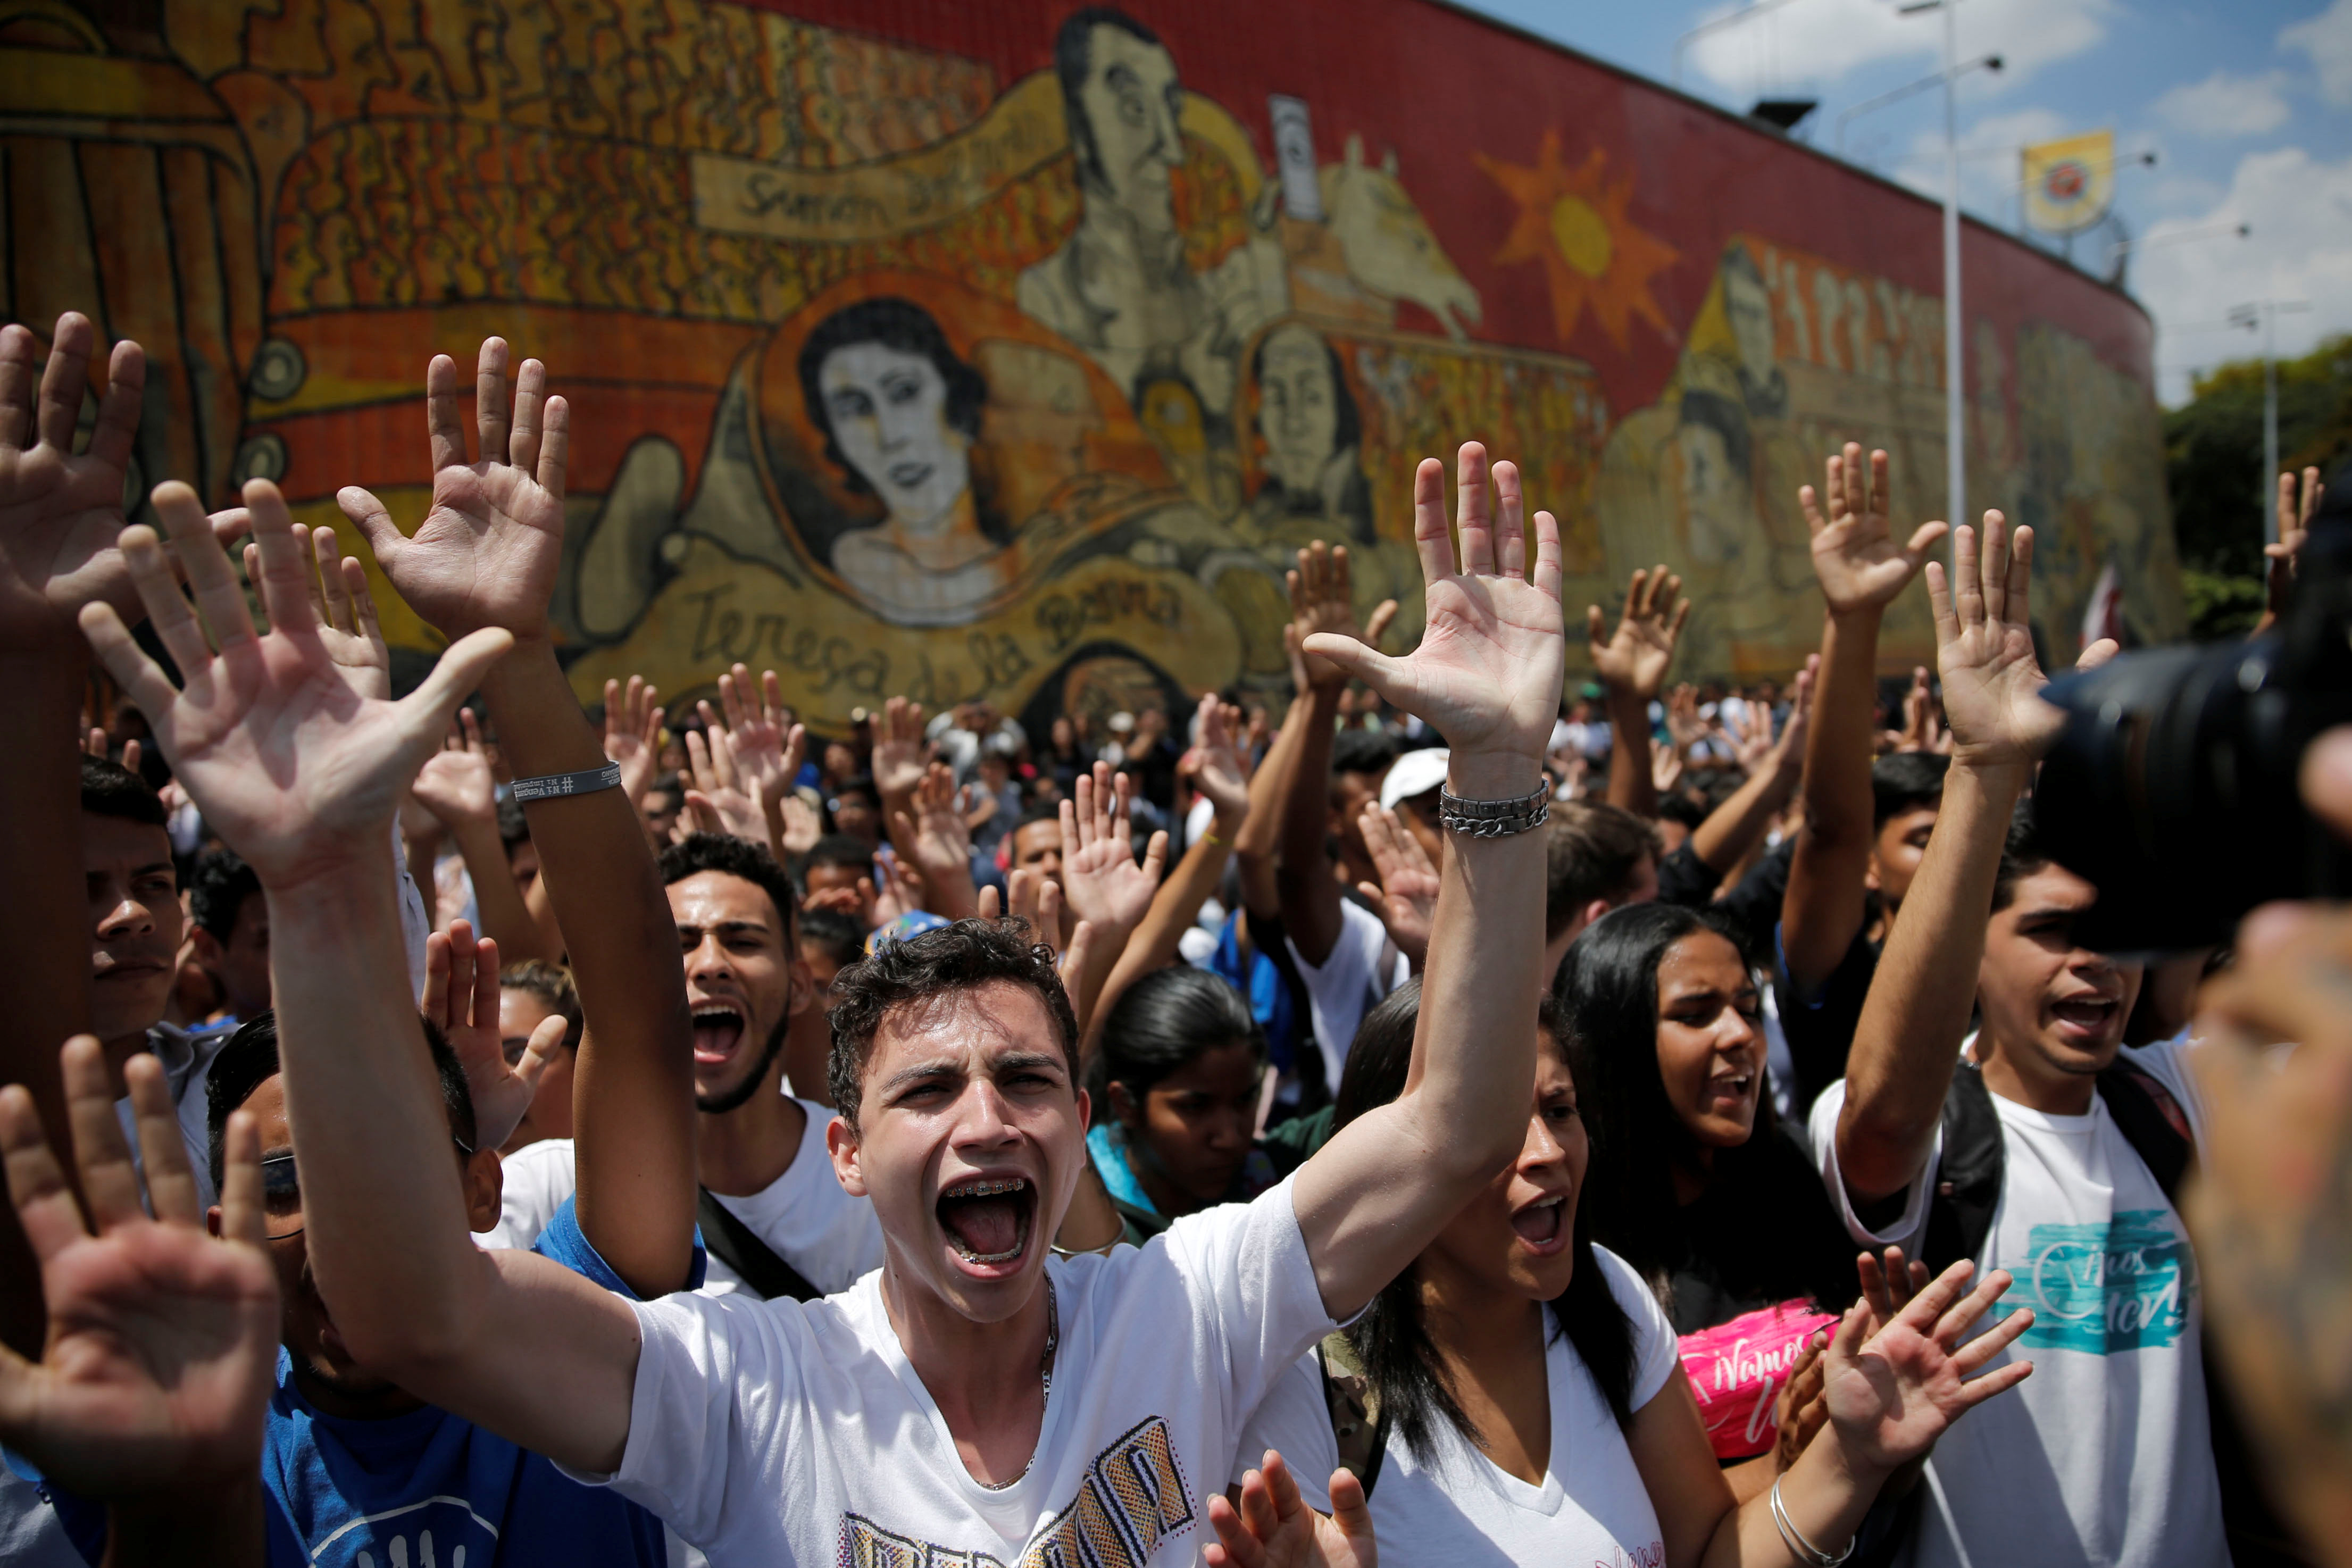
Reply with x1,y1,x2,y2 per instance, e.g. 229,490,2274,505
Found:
0,0,2183,722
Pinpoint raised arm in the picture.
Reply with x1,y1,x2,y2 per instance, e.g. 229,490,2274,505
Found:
1055,763,1170,1032
1289,445,1559,1318
1686,656,1814,877
1237,654,1316,923
1834,515,2110,1204
1275,545,1398,966
84,493,639,1467
1781,446,1947,992
1587,565,1687,821
344,338,697,1297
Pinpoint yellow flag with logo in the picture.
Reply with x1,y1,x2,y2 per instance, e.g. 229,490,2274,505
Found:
2022,130,2116,235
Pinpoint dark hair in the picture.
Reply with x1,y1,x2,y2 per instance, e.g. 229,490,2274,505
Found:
187,848,262,944
1014,803,1063,836
1249,327,1364,463
797,905,866,972
501,960,583,1053
206,1010,476,1193
804,834,876,878
1330,979,1637,1460
660,832,800,947
1093,968,1264,1107
1991,796,2053,914
797,297,988,488
1677,388,1753,480
833,776,882,810
80,753,165,827
1330,728,1398,780
1657,793,1709,831
645,771,684,804
1555,903,1823,1308
1871,752,1950,830
825,918,1078,1131
1054,6,1167,189
495,795,531,852
1545,803,1659,941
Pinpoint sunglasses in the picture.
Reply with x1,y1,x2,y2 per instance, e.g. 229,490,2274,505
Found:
257,1133,476,1239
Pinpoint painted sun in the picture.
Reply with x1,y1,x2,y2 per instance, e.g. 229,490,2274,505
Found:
1477,131,1680,351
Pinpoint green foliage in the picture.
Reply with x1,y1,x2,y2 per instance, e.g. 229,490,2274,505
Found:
2179,567,2265,640
2165,333,2352,583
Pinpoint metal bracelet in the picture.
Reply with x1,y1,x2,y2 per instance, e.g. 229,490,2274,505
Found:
1436,781,1552,839
1769,1477,1856,1567
509,761,625,802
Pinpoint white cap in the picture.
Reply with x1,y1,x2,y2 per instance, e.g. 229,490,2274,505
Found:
1380,747,1450,811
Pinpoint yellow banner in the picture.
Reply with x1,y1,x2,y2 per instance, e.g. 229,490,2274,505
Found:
2022,130,2115,236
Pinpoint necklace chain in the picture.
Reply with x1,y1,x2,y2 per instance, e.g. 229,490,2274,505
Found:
977,1276,1057,1492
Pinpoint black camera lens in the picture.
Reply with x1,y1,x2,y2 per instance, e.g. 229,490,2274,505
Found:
2036,492,2352,954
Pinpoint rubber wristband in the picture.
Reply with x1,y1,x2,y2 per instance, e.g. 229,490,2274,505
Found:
510,762,624,802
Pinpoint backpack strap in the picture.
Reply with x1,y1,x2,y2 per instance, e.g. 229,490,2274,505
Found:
1316,1332,1390,1502
1920,1057,2005,1274
696,1187,821,1303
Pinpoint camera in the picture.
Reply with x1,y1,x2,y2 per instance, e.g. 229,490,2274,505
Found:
2035,472,2352,953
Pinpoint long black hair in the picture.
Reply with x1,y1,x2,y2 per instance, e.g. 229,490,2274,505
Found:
1556,903,1844,1317
1332,979,1637,1464
1091,966,1265,1107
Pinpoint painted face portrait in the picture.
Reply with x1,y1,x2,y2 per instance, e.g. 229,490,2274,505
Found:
1075,21,1184,222
1723,257,1776,387
1256,324,1341,494
818,341,973,535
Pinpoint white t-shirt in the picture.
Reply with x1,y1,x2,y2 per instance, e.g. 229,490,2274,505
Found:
1230,1244,1679,1567
1806,1034,2226,1568
569,1176,1335,1565
479,1104,883,1298
1286,900,1409,1092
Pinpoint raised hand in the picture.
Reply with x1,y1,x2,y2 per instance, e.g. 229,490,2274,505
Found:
1650,737,1684,795
1585,565,1687,704
338,337,570,643
1924,513,2113,771
1184,694,1253,829
1799,444,1947,618
0,1036,277,1497
871,695,930,802
892,762,979,919
1886,666,1949,755
1289,541,1399,697
2265,464,2324,625
1763,656,1818,778
602,675,666,808
715,664,805,813
1822,1257,2034,1472
79,479,512,890
421,920,563,1151
680,725,769,847
1205,1450,1377,1568
411,716,501,833
1355,803,1439,965
1058,762,1169,937
1313,446,1564,789
246,522,393,703
980,868,1066,961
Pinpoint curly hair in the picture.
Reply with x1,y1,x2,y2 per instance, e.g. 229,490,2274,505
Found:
826,918,1078,1131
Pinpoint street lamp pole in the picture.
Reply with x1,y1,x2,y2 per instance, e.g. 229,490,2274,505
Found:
1900,0,1967,539
2230,299,2313,543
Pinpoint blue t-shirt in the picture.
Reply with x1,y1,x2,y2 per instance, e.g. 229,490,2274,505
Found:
37,1197,699,1567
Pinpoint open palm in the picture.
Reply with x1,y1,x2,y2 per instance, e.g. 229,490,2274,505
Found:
0,1040,278,1497
1823,1258,2034,1471
1060,764,1167,933
1319,446,1563,769
79,479,511,890
1926,513,2112,769
339,338,569,643
1207,1453,1377,1568
1289,541,1398,696
1802,444,1948,616
1586,566,1687,700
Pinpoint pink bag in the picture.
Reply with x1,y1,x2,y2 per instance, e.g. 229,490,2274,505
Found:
1677,1300,1839,1461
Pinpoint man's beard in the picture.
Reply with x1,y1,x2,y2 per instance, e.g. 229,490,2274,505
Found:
696,1013,789,1115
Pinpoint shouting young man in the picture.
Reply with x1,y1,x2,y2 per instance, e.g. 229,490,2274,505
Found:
89,336,1567,1567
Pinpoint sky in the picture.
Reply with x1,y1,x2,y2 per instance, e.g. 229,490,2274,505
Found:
1452,0,2352,405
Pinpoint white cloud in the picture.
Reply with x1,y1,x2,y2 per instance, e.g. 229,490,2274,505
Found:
2153,69,2293,137
2131,146,2352,404
1890,107,2073,225
1685,0,2113,97
2280,0,2352,106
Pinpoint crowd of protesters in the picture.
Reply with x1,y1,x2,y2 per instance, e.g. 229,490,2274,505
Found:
2,306,2349,1568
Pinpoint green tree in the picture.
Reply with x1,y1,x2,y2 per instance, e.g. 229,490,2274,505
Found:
2165,333,2352,637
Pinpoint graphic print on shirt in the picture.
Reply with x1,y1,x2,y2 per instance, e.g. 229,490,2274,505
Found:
305,1494,500,1566
839,1416,1196,1568
1996,1207,2195,1355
